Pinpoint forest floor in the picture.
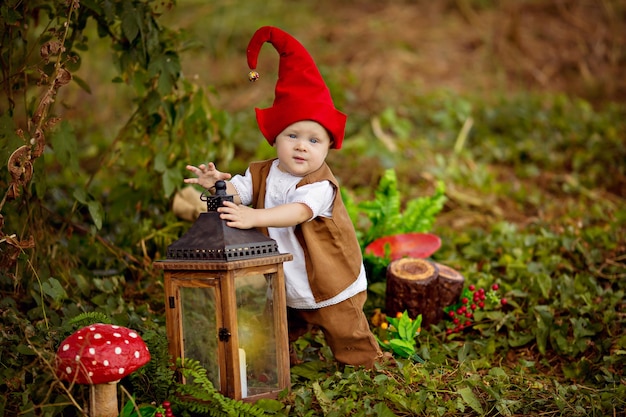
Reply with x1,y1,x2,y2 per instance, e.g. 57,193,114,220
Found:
173,0,625,115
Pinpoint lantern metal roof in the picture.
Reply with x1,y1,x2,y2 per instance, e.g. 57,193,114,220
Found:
166,181,280,262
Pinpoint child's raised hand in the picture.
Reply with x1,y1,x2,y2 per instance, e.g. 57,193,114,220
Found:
184,162,232,189
217,201,257,229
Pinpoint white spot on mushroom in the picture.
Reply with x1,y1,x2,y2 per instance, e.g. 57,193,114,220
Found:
92,360,97,365
115,347,122,354
94,333,102,339
106,341,111,345
65,367,72,374
112,325,120,329
134,351,140,359
89,348,95,355
78,336,84,340
104,360,109,366
124,340,129,344
90,327,96,331
129,332,138,338
113,332,121,338
75,355,80,361
118,368,125,374
89,371,93,377
62,344,70,351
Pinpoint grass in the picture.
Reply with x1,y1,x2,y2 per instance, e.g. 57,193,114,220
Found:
1,1,625,416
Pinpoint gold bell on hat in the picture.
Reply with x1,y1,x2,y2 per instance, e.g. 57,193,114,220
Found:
248,70,260,82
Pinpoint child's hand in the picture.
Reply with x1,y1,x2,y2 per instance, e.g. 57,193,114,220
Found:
218,201,257,229
184,162,232,189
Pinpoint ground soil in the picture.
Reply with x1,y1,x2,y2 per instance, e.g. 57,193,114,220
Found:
197,0,625,115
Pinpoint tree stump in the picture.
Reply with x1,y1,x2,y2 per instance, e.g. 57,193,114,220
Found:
385,258,465,327
385,258,440,326
432,262,465,323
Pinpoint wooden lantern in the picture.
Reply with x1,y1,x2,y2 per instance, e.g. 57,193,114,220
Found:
154,181,292,401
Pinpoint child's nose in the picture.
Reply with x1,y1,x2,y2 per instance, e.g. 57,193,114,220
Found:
294,140,307,151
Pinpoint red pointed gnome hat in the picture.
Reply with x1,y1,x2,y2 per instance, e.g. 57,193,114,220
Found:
247,26,347,149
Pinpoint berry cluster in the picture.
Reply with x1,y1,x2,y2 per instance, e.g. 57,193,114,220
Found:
155,401,174,417
444,284,507,335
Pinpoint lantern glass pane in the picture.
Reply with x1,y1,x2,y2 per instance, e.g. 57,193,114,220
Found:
236,273,279,397
181,286,220,390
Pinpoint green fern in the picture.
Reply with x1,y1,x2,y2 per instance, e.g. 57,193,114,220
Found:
358,169,403,247
60,312,112,339
174,358,270,417
402,180,446,233
357,169,447,248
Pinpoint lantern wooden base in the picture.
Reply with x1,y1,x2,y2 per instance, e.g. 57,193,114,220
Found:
155,254,292,401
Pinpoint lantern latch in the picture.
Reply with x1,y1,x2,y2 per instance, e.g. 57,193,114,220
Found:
218,327,231,342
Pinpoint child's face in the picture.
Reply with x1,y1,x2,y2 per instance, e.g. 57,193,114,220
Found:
274,120,332,177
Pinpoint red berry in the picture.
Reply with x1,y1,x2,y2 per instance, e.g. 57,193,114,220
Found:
469,285,475,291
155,414,163,417
465,312,472,318
501,298,508,305
478,288,485,295
453,318,460,324
478,301,485,308
462,297,469,304
446,328,453,334
449,311,455,317
471,304,477,310
457,308,463,315
162,402,170,408
465,321,472,326
492,284,499,291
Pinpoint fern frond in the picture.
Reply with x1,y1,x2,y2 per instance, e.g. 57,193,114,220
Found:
174,358,269,416
359,169,403,246
402,180,447,233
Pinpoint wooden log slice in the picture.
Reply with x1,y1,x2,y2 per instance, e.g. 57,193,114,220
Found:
433,262,465,323
385,258,440,326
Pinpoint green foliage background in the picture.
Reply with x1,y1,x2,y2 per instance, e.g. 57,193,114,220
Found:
1,0,625,416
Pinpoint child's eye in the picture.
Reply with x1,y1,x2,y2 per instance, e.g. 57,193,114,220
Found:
288,134,297,139
310,138,319,144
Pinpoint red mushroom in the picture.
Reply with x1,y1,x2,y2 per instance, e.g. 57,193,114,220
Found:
365,233,442,260
56,323,151,417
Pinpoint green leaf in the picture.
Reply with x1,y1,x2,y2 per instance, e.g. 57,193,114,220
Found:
458,386,484,415
41,277,67,302
389,339,415,358
121,4,140,42
312,381,332,415
72,74,92,94
87,200,104,230
534,272,552,298
533,305,554,355
50,121,79,174
162,168,182,198
373,402,398,417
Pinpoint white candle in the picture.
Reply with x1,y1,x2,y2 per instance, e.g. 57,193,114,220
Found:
239,348,247,398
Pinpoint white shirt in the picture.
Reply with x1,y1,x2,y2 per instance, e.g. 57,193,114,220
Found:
230,160,367,309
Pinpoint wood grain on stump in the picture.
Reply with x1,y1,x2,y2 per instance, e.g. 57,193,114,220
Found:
433,262,465,323
385,258,440,326
385,258,466,327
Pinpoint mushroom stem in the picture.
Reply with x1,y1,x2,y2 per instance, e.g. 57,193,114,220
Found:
90,381,119,417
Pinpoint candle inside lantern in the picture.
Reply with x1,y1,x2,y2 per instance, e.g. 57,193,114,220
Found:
239,348,248,398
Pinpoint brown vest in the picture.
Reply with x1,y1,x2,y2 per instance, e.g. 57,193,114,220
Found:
249,159,362,302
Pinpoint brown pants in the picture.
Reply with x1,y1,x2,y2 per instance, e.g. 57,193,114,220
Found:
287,291,382,369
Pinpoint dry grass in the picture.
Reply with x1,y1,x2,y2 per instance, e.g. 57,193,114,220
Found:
165,0,626,116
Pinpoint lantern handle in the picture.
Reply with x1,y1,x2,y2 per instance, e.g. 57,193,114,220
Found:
200,180,235,212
